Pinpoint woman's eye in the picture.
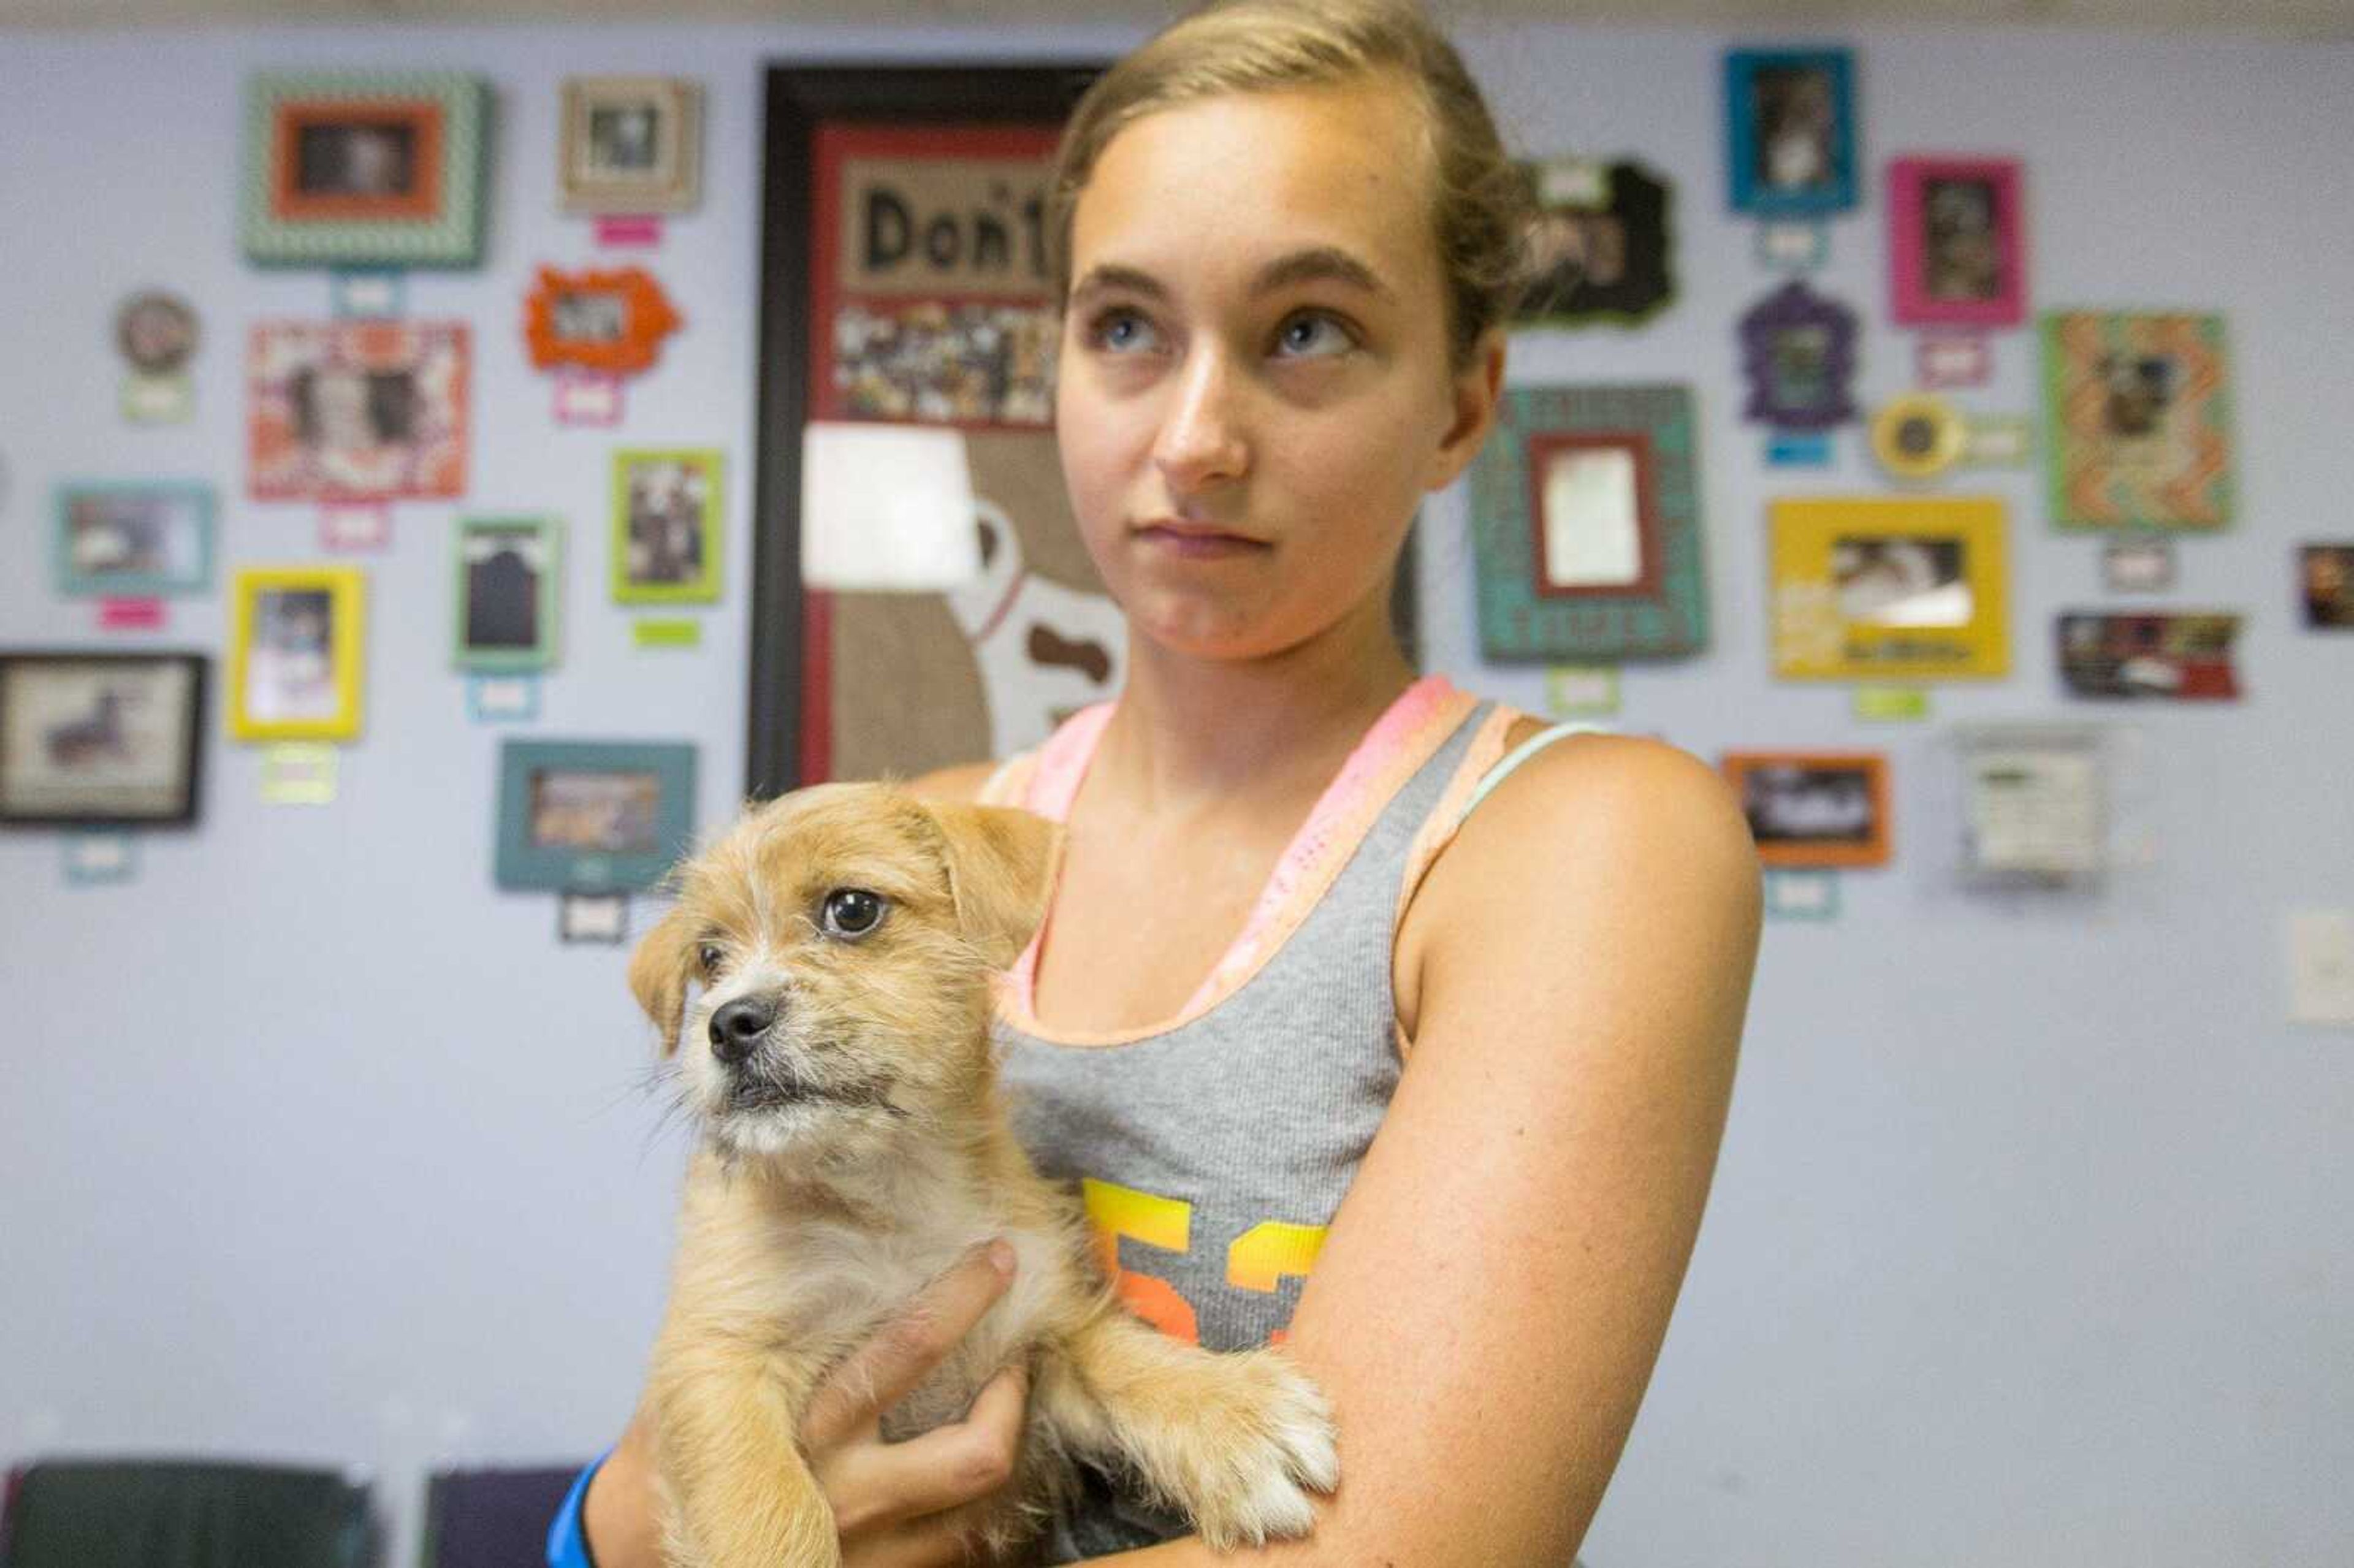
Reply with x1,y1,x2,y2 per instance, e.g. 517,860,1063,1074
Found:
1086,308,1162,356
821,889,887,939
1274,311,1354,359
696,943,725,974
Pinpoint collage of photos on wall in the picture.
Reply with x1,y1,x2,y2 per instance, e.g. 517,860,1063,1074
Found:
8,41,2340,938
10,67,721,927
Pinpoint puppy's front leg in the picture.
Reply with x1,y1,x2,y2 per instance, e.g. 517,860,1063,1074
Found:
1037,1309,1339,1551
653,1344,839,1568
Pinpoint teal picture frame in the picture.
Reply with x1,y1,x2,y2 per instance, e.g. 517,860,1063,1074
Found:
495,739,696,893
1725,48,1859,218
53,481,216,597
1468,384,1710,662
454,516,562,672
241,70,491,269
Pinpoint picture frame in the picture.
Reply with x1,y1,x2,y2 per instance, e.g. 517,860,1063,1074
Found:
1739,281,1859,431
1468,384,1708,661
495,738,696,892
227,566,366,742
2056,611,2242,700
0,652,207,828
524,265,682,378
1724,48,1858,218
249,321,471,503
1721,750,1892,869
1770,496,2011,681
2299,543,2354,629
612,449,723,604
2041,311,2234,531
1888,156,2026,329
52,482,215,596
1868,394,1967,483
744,64,1114,797
115,292,200,376
454,516,562,672
560,77,704,215
1512,157,1675,329
241,71,489,268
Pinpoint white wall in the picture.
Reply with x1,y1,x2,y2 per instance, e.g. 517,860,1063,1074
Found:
1,17,2348,1568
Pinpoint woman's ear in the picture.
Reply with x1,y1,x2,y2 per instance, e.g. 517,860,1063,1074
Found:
1426,327,1507,492
921,802,1063,971
628,902,702,1056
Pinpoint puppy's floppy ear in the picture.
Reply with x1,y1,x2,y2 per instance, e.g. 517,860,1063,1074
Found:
921,802,1062,970
628,901,701,1056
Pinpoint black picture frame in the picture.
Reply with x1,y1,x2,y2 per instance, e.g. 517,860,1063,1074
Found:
0,650,208,829
745,62,1103,802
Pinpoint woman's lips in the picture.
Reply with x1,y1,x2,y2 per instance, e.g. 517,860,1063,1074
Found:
1133,521,1271,560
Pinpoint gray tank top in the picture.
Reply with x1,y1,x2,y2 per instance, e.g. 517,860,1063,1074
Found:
981,687,1537,1558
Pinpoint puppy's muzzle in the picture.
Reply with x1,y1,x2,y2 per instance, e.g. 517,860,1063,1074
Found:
709,996,778,1067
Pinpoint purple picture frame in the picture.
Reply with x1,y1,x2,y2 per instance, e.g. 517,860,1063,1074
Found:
1888,156,2026,329
1739,280,1858,430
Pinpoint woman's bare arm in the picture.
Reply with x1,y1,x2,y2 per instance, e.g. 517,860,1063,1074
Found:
1082,734,1762,1564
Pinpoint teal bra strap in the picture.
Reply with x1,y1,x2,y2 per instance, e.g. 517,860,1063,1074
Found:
1458,720,1615,823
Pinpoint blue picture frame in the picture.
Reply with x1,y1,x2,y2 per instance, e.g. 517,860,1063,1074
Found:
1725,47,1858,218
495,739,696,893
52,481,216,597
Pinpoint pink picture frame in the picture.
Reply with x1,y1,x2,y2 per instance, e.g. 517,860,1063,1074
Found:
1887,156,2025,330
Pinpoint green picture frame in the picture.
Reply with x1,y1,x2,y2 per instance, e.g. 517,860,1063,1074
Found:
241,70,490,269
52,481,216,597
494,738,696,892
1468,383,1709,661
453,516,562,672
612,448,723,605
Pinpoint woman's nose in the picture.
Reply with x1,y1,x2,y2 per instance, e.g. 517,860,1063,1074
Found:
1152,348,1251,496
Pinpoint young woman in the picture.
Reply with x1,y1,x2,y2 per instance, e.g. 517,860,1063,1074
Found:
555,2,1761,1562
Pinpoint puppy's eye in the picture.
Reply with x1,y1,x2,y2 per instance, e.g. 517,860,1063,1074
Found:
696,943,725,975
820,888,887,940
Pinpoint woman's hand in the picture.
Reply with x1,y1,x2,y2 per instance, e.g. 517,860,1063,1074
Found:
583,1239,1035,1567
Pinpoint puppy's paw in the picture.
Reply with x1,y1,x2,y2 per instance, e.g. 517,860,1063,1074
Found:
1149,1348,1339,1551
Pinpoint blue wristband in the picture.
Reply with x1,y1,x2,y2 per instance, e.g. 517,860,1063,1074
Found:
546,1448,614,1568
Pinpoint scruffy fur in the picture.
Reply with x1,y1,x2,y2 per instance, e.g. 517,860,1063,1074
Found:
628,782,1339,1567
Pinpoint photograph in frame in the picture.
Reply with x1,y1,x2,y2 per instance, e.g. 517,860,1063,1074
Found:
1721,750,1892,869
249,321,470,503
455,516,562,672
242,71,489,268
612,449,723,604
525,265,683,378
228,566,367,742
495,738,697,892
562,77,704,215
1771,496,2011,681
1739,281,1859,432
1512,157,1675,330
2300,544,2354,629
2041,311,2234,531
0,652,207,828
53,482,216,597
1724,48,1859,218
2055,611,2242,700
1468,383,1707,662
1887,156,2026,329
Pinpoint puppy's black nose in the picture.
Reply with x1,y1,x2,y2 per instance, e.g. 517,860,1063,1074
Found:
709,997,776,1066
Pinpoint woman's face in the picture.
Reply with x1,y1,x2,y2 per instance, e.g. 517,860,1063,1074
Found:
1055,77,1499,662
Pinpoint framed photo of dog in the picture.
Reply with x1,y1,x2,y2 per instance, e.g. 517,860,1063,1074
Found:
0,651,208,828
1770,496,2011,682
1722,750,1892,869
495,737,696,892
2040,311,2234,531
241,70,490,268
227,565,367,742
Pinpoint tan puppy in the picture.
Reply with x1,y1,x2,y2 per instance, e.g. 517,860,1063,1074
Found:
628,782,1339,1567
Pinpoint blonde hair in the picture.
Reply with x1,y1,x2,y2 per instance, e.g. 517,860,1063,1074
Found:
1048,0,1528,370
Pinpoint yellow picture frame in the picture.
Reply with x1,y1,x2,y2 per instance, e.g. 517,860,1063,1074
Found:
228,565,367,741
1770,497,2009,680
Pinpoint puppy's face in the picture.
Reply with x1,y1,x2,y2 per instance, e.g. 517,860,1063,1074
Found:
630,783,1058,1165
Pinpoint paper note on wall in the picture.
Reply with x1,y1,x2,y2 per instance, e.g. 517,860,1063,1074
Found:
801,422,983,592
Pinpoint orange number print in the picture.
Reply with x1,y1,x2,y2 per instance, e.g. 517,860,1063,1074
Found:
1081,1178,1200,1344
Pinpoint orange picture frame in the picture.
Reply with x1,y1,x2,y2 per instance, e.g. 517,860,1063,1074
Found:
1721,750,1892,868
271,99,446,222
523,265,683,378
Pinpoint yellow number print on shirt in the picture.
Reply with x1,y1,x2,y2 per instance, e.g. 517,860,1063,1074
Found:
1081,1178,1328,1347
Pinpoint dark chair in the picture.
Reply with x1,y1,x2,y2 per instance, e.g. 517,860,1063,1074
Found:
419,1465,585,1568
0,1457,373,1568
